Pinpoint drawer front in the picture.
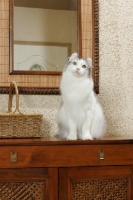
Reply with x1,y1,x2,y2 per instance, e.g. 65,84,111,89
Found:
0,144,133,168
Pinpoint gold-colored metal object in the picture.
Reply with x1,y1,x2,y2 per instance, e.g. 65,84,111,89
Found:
10,152,17,163
98,150,104,160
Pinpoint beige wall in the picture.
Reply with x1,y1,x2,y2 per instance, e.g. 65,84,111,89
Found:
98,0,133,137
14,7,77,50
1,0,132,138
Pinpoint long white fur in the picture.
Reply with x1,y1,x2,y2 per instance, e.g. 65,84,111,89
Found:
56,53,107,140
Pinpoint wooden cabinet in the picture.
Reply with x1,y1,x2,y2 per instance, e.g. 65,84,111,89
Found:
0,137,133,200
0,168,58,200
59,166,132,199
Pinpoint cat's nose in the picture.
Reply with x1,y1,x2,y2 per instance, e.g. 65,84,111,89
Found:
76,68,80,70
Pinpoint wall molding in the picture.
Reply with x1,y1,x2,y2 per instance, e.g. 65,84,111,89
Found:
93,0,99,94
0,87,60,95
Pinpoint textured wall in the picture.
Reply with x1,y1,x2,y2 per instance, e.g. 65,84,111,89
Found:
0,0,133,137
99,0,133,137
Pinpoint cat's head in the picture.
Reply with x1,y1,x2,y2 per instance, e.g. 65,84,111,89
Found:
64,53,92,77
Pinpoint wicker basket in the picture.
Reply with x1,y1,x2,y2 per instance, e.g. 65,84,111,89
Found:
0,81,43,138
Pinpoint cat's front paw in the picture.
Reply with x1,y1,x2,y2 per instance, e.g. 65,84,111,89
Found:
55,130,68,139
66,134,77,140
79,133,93,140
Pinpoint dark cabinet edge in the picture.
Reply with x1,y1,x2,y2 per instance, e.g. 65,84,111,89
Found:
0,87,61,95
0,137,133,146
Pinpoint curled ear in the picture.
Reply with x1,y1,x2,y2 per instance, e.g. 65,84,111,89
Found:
86,58,93,68
69,52,78,61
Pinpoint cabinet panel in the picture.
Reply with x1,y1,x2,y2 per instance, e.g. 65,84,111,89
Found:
59,166,132,200
0,182,45,199
0,144,133,168
0,168,58,200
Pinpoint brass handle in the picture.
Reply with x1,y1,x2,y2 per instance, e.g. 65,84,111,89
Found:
98,150,104,160
10,152,17,163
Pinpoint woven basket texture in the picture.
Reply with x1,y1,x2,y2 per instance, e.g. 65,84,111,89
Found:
0,81,43,138
0,182,45,200
72,179,127,200
0,115,42,138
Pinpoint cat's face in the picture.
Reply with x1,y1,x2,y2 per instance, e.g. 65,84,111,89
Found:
64,53,92,77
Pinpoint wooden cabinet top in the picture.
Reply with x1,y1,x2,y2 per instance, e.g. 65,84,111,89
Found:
0,136,133,146
0,136,133,168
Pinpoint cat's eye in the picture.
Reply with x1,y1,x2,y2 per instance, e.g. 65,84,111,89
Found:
82,65,86,68
73,62,77,65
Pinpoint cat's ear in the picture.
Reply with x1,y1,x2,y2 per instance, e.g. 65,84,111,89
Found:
86,58,93,68
69,53,78,61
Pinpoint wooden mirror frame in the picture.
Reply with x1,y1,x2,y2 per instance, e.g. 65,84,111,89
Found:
0,0,99,95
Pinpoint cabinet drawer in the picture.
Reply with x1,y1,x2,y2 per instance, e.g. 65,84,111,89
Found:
0,144,133,168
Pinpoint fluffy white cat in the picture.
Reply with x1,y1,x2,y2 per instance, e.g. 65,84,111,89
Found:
56,53,107,140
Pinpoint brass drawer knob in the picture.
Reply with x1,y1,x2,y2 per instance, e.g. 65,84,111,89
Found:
98,150,104,160
10,152,17,163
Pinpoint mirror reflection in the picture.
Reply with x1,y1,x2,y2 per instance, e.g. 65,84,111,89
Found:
14,0,78,72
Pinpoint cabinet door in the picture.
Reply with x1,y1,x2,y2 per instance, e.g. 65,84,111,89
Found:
0,168,58,200
59,166,132,200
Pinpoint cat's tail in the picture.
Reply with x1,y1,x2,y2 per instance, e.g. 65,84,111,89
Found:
90,102,107,139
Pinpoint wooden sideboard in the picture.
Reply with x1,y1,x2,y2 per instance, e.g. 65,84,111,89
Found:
0,136,133,199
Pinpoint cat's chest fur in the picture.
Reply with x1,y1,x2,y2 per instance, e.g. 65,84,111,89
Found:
61,71,92,95
60,71,94,111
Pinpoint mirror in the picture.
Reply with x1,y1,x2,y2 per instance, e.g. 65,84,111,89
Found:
1,0,99,95
10,0,79,75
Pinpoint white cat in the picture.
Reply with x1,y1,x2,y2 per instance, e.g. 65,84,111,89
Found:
56,53,107,140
